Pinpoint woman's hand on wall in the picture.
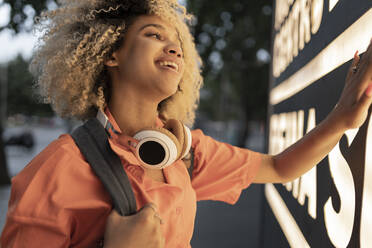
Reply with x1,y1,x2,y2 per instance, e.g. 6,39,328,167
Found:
104,203,165,248
328,39,372,132
255,38,372,183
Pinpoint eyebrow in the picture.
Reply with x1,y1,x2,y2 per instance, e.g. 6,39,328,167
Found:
139,23,166,32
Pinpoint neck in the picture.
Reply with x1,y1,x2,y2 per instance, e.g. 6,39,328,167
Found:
108,88,160,137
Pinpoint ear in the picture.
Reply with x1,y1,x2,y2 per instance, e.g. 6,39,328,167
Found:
104,52,119,67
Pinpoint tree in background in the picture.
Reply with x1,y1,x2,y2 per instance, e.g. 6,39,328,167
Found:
6,56,54,117
0,0,48,33
187,0,272,146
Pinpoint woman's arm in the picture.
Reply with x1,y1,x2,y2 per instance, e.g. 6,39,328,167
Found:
254,40,372,184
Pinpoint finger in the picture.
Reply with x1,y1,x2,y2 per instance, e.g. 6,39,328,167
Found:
358,39,372,70
142,203,158,213
364,42,372,69
154,212,164,225
368,36,372,52
106,209,127,226
357,83,372,108
357,58,372,94
347,51,360,80
139,203,157,218
354,50,372,96
108,209,122,220
141,203,164,225
139,203,161,220
363,37,372,57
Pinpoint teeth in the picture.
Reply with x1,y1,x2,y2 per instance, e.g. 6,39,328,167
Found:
159,61,178,71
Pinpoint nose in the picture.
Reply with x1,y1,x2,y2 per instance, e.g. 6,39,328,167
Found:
164,43,183,58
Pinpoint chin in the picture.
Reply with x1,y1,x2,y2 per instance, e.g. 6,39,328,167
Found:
164,87,178,98
156,87,177,102
157,80,179,94
150,76,180,98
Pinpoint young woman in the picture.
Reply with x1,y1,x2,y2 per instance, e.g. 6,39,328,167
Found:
1,0,372,247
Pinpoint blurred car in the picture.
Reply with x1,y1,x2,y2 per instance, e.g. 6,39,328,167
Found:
4,131,35,150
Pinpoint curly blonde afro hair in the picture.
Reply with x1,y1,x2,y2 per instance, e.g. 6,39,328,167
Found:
30,0,203,126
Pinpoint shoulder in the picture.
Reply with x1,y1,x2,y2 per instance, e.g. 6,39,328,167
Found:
190,128,220,155
4,135,111,246
9,133,111,215
25,133,85,171
11,133,98,197
191,128,207,147
38,133,83,160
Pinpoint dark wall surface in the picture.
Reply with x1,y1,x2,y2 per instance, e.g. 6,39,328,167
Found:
265,1,372,247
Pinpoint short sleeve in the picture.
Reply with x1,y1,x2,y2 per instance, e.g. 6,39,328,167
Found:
1,215,70,248
190,129,262,204
0,134,112,248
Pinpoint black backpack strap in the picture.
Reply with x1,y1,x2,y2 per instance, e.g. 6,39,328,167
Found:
70,118,137,216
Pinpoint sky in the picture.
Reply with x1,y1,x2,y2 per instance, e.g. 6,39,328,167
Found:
0,3,37,63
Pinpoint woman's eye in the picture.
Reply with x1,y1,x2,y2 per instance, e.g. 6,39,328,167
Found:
146,33,163,40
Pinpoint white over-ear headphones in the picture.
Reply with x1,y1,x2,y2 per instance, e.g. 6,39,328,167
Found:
97,110,192,169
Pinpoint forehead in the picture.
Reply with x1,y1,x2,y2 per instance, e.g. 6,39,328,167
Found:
131,15,180,39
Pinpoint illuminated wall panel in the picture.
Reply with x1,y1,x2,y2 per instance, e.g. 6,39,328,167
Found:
264,1,372,247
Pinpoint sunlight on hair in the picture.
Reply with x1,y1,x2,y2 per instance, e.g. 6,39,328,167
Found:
29,0,203,126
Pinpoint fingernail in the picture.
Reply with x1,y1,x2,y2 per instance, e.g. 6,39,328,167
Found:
354,50,359,58
147,203,158,212
130,140,138,148
366,83,372,97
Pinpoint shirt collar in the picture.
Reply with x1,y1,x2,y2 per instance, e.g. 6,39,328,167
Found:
102,107,165,173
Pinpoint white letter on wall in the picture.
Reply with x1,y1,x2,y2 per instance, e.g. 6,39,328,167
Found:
329,0,340,12
324,129,357,248
311,0,323,34
299,0,311,50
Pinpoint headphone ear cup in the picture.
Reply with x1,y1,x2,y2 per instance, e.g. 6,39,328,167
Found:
163,119,192,160
132,120,192,169
133,128,180,169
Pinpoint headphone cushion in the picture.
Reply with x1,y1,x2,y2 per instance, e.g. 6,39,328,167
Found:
164,119,191,160
181,124,192,159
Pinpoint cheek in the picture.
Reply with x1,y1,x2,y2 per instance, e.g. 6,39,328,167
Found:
118,49,143,75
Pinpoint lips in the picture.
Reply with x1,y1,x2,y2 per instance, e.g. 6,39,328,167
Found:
155,58,181,73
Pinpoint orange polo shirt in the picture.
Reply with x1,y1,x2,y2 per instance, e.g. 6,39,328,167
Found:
1,110,262,248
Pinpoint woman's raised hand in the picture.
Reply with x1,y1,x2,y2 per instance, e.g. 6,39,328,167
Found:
328,39,372,131
104,203,165,248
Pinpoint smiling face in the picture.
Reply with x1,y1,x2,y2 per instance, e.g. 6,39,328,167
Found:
106,15,185,102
